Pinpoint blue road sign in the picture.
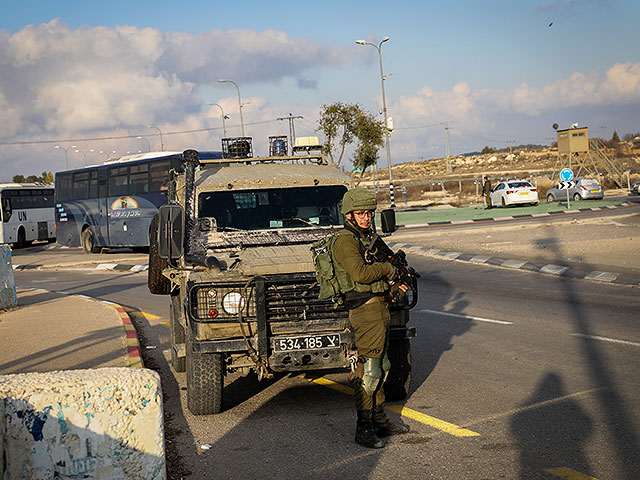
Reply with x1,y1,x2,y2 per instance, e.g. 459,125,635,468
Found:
560,168,574,182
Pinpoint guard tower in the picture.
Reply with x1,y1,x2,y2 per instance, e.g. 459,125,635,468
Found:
553,125,625,187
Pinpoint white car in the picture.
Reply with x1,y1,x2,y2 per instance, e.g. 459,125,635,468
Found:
490,180,539,207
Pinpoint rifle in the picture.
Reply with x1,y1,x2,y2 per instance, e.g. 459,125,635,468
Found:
365,233,420,308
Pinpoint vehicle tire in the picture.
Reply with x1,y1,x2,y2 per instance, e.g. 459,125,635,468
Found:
81,228,99,254
531,202,538,206
384,338,412,401
186,330,224,415
573,193,581,201
148,214,171,295
547,194,555,202
170,291,186,373
15,227,28,248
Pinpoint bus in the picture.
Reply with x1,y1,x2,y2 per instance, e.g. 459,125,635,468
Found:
0,184,56,248
54,151,223,253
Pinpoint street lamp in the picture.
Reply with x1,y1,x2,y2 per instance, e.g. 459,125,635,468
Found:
355,36,396,207
74,148,94,165
148,125,164,151
54,145,77,169
136,136,151,152
218,79,245,136
207,103,229,137
99,150,117,159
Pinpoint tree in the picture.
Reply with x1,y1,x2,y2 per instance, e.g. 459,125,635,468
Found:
611,130,620,143
12,175,25,183
317,102,384,170
11,171,53,184
481,146,495,154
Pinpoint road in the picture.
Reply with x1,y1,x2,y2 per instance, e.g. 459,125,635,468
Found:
13,243,640,479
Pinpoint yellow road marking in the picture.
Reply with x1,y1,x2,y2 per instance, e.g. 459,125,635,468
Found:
160,321,170,327
123,308,162,320
386,406,479,437
302,375,479,437
544,467,599,480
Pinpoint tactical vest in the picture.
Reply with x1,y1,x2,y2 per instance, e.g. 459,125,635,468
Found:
332,228,388,296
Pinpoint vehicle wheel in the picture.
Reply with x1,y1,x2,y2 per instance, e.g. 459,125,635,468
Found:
573,193,581,201
81,228,100,253
186,330,224,415
170,291,186,373
547,194,555,202
531,202,538,206
15,227,28,248
384,338,412,401
148,214,171,295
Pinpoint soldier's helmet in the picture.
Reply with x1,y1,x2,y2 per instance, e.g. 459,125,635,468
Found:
341,188,377,214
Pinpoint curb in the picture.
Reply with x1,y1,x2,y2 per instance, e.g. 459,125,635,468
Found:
397,201,634,228
12,263,148,272
20,288,144,368
390,243,640,287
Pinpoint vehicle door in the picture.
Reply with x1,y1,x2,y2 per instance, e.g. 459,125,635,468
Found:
96,169,110,245
490,183,505,205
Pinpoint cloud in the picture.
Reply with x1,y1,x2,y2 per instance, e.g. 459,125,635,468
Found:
0,20,350,140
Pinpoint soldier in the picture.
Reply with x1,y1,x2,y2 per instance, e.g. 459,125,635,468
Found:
332,188,409,448
482,175,493,209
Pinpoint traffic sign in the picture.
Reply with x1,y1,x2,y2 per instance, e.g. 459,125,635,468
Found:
557,181,576,189
560,168,574,182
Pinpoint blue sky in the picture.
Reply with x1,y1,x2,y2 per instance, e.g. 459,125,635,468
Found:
1,0,638,179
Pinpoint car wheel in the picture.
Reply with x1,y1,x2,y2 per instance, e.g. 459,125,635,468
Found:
81,228,99,254
187,330,224,415
573,193,581,201
384,338,412,401
547,194,555,202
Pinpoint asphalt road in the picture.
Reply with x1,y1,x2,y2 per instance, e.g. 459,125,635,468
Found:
13,246,640,480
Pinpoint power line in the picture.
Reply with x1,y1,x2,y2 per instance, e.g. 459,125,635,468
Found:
0,119,280,147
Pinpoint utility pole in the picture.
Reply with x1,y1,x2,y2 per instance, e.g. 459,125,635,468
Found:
444,121,452,173
507,140,514,154
277,113,303,153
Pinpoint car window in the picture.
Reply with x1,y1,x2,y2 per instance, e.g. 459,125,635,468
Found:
507,182,532,188
580,178,599,187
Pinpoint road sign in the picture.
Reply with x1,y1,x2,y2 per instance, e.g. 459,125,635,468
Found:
560,168,574,182
557,181,576,189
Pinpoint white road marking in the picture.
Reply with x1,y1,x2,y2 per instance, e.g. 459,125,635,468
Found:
419,308,513,325
469,255,490,263
571,333,639,347
584,271,617,282
502,259,527,268
540,264,569,275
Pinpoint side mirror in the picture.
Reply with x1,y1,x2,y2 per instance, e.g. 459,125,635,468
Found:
158,205,184,260
380,208,396,233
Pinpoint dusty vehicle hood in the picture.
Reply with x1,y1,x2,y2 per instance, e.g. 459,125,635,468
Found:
228,243,317,275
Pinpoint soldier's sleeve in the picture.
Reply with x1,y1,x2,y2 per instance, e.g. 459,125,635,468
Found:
333,234,393,284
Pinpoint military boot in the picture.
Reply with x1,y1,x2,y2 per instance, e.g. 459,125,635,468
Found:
355,410,384,449
372,406,410,437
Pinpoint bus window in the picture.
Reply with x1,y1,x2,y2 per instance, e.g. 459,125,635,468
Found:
1,195,11,222
56,173,73,202
89,171,99,198
150,160,170,192
73,172,89,200
130,163,150,194
109,166,129,196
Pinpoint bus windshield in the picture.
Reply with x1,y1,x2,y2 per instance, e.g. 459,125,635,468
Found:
197,185,347,230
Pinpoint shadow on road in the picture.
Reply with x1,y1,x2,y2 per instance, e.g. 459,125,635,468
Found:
510,232,640,479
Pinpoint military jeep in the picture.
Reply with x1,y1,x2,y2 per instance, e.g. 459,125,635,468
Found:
148,145,415,415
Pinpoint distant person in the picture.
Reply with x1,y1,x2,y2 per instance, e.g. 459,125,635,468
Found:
482,176,493,209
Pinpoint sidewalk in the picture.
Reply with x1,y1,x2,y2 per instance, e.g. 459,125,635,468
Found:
0,288,142,375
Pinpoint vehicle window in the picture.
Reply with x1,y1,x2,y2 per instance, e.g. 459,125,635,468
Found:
130,163,150,194
56,173,73,202
109,166,129,196
495,183,505,190
197,185,347,230
507,182,532,188
581,178,599,187
73,172,89,200
1,195,11,222
150,161,170,193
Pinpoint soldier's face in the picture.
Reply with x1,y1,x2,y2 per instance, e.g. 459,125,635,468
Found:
351,210,374,229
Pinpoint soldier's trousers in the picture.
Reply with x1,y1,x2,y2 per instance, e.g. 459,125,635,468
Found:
348,296,390,411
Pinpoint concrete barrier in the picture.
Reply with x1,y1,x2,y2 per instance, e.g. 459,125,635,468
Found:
1,368,165,479
0,244,16,309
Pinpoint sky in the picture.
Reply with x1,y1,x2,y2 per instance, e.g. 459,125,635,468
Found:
1,0,639,181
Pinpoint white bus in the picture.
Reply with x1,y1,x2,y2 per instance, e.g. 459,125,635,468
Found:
0,184,56,247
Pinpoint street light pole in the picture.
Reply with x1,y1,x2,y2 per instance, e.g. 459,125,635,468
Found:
356,37,395,207
54,145,77,169
74,148,94,165
207,103,229,137
148,125,164,151
218,79,245,136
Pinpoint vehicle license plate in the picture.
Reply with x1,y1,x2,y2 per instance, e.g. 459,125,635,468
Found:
520,192,529,195
275,334,340,352
591,190,599,193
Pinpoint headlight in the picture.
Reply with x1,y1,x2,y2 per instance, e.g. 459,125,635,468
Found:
222,292,245,315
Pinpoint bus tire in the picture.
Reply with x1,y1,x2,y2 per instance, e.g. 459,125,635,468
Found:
384,338,412,401
170,291,186,373
15,227,29,248
186,330,224,415
148,214,171,295
81,228,100,254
